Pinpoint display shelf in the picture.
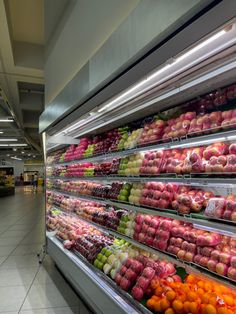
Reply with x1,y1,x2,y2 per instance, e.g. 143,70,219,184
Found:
47,188,236,236
47,175,236,188
46,129,236,167
46,233,149,314
48,206,236,291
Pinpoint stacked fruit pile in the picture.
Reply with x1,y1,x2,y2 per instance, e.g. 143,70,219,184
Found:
146,274,236,313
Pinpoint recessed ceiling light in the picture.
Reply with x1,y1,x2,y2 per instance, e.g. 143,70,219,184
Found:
33,155,36,158
0,131,3,134
11,156,22,161
13,148,17,151
7,154,10,157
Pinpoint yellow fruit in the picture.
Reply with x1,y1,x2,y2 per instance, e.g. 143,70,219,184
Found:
187,291,198,302
189,302,198,314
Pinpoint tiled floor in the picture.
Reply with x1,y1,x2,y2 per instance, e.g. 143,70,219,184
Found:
0,187,92,314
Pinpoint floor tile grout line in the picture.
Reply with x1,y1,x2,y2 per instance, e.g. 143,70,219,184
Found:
17,261,42,313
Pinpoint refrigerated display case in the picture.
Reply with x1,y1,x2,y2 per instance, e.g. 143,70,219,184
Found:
41,14,236,314
0,167,15,197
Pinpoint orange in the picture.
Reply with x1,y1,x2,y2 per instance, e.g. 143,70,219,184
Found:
186,274,196,284
172,300,184,312
204,283,212,292
165,309,175,314
166,290,176,302
208,296,217,306
223,295,234,306
187,291,198,302
202,293,211,304
189,302,198,314
154,300,162,313
218,307,232,314
160,298,171,311
183,301,190,312
202,304,217,314
197,288,205,297
155,286,163,296
146,299,155,310
197,280,205,289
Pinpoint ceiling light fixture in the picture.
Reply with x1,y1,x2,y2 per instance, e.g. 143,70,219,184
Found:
11,156,22,161
0,139,18,142
0,118,14,122
0,131,3,134
53,23,235,139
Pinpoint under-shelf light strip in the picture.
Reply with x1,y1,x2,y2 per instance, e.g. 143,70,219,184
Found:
53,25,234,140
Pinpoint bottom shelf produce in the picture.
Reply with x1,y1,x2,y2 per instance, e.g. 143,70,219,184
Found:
47,210,236,314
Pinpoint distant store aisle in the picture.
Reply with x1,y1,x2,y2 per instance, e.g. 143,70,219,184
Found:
0,187,92,313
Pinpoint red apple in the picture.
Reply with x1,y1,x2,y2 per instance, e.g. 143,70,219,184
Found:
207,259,217,272
216,263,228,276
131,286,144,301
227,266,236,280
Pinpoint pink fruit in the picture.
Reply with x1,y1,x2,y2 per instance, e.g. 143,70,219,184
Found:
207,259,217,272
115,274,122,285
131,286,144,301
219,252,231,265
199,256,209,267
125,269,137,281
185,252,194,262
229,143,236,155
142,267,155,279
120,266,127,276
231,255,236,267
147,227,156,236
177,250,186,260
130,260,143,274
227,266,236,280
194,254,202,264
172,275,182,282
137,276,150,290
120,277,131,291
216,262,228,276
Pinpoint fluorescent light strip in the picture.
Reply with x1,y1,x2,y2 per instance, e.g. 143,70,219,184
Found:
0,131,3,134
0,119,14,122
11,156,22,161
0,139,17,142
0,143,27,147
55,25,235,139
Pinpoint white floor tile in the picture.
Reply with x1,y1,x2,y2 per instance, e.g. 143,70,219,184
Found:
0,267,38,286
0,285,28,312
20,306,79,313
0,236,22,246
0,245,16,256
0,254,40,269
11,244,43,256
21,283,79,310
34,266,64,285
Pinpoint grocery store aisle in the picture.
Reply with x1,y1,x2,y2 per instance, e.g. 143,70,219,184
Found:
0,187,92,314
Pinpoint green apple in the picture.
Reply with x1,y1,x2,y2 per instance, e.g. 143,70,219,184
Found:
97,261,104,270
97,253,103,261
101,255,107,264
94,259,99,267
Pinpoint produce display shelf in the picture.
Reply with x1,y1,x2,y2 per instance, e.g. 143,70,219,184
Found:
47,188,236,236
49,206,236,291
47,175,236,187
46,233,148,314
46,129,236,167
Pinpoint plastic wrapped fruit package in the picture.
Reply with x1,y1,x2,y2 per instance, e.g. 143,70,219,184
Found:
140,150,164,175
138,119,165,146
146,274,236,314
124,128,143,149
183,147,205,174
128,182,143,205
124,153,144,176
205,195,236,222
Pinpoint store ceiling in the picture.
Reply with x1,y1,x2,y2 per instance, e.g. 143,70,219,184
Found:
0,0,44,160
